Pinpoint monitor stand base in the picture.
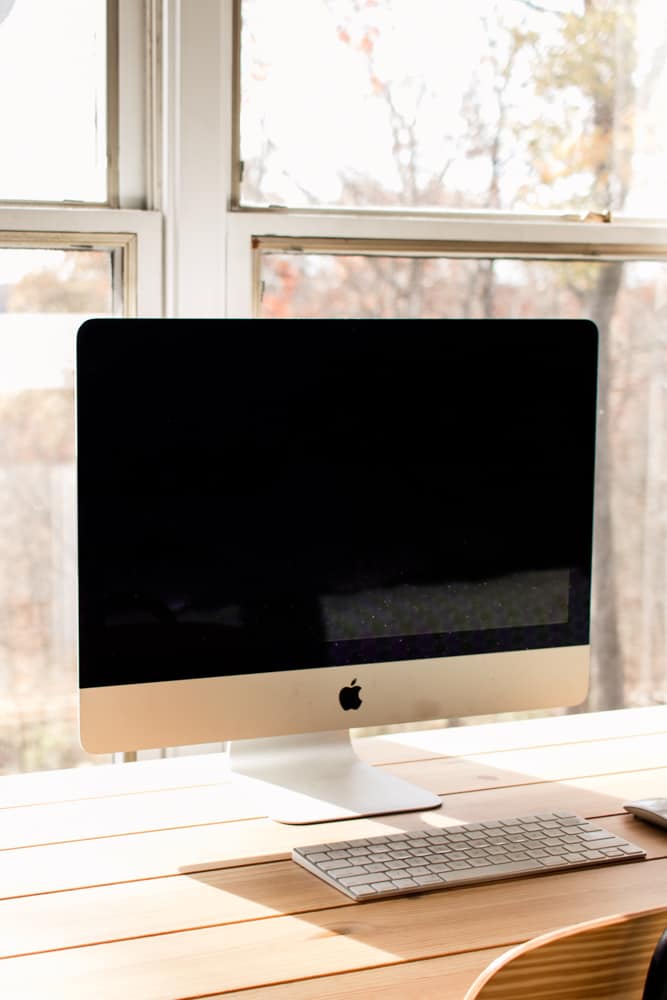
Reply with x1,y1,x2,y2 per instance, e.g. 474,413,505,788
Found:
228,729,441,825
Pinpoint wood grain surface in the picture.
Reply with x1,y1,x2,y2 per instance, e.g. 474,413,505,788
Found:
2,706,667,999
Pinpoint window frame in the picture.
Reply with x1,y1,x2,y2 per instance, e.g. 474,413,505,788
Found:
0,0,162,315
229,214,667,318
0,1,160,771
164,0,667,320
4,0,665,768
0,0,149,211
0,209,161,315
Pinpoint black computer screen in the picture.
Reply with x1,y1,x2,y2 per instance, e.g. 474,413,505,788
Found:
77,318,598,688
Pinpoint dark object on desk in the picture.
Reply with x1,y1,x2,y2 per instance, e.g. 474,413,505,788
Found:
624,800,667,832
643,926,667,1000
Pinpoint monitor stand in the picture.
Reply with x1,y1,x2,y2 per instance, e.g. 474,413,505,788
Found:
228,729,442,825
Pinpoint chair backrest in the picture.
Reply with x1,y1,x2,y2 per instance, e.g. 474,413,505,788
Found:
464,906,667,1000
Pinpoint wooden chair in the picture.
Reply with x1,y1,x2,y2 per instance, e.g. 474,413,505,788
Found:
464,906,667,1000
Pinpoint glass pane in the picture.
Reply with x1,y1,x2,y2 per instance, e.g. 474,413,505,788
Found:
0,248,115,772
0,0,107,202
258,251,667,713
240,0,667,216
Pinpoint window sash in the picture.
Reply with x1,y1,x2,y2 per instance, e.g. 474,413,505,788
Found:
0,0,149,211
162,1,667,318
0,5,159,771
231,0,667,223
225,212,667,317
0,209,162,315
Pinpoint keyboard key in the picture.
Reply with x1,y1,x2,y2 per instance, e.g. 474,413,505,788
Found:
339,873,379,887
581,837,627,850
348,884,373,896
441,858,544,883
319,859,354,871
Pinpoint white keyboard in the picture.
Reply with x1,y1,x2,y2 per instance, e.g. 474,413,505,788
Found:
292,811,646,901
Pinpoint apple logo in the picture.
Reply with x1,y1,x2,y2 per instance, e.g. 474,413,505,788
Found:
339,678,362,711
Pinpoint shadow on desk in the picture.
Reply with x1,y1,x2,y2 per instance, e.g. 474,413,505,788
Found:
175,754,667,995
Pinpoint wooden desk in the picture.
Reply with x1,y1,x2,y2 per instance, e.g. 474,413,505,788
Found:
2,706,667,999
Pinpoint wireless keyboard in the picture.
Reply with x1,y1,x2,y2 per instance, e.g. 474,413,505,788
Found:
292,811,646,901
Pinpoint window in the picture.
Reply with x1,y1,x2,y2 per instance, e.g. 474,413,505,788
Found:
0,0,161,773
238,0,667,217
174,0,667,719
0,0,108,204
0,246,115,770
5,0,666,771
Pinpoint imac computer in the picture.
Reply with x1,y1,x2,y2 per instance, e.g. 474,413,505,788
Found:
77,318,598,823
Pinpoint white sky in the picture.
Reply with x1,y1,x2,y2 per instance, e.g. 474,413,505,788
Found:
0,314,83,391
0,0,106,202
0,249,64,284
0,1,107,390
241,0,667,215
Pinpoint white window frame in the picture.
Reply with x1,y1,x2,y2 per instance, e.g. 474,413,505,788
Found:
0,208,161,316
165,0,667,321
0,0,162,316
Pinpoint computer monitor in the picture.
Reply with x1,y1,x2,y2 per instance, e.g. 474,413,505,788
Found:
77,318,598,823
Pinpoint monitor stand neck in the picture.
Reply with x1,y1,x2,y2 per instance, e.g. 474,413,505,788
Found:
228,729,441,825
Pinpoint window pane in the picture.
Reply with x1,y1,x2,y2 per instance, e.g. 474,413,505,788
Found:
258,251,667,712
240,0,667,215
0,0,107,202
0,249,114,772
